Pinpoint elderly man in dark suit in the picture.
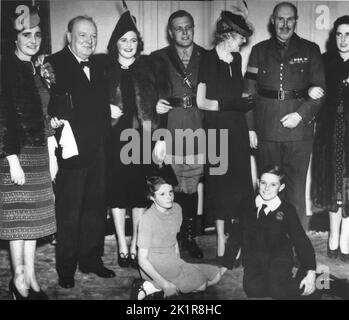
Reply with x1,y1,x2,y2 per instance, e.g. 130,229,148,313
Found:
245,2,326,230
47,15,114,288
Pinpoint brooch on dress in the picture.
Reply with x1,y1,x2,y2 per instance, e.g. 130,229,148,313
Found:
275,211,285,221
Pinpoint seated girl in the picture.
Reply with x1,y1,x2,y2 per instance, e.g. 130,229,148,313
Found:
131,176,222,300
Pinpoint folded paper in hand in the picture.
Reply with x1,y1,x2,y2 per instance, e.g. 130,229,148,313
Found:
60,120,79,159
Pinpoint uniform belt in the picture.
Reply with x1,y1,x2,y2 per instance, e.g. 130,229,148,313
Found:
168,96,196,108
258,88,308,100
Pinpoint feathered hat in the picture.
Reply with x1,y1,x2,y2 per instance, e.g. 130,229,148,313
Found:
216,0,253,37
107,0,139,52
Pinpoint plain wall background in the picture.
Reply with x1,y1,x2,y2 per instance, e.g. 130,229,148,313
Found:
49,0,349,72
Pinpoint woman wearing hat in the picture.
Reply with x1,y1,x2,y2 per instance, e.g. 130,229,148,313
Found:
106,9,170,268
0,7,56,299
197,10,255,273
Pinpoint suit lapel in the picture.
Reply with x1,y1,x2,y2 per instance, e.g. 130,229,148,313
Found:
64,47,91,87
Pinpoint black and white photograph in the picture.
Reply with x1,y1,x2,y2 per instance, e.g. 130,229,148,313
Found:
1,0,349,303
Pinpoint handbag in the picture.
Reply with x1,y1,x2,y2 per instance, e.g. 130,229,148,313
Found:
47,92,74,121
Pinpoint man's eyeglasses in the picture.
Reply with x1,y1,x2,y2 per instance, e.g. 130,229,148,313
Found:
173,25,194,34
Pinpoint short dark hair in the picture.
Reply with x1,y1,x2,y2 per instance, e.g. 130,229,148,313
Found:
146,176,172,200
259,165,286,184
168,10,194,30
272,2,298,20
67,15,97,33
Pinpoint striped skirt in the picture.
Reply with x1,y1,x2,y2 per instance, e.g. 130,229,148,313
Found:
0,146,56,240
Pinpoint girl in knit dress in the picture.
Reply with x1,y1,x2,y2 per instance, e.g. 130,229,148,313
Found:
131,176,222,300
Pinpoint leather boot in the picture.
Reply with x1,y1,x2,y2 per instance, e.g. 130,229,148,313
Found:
185,218,204,259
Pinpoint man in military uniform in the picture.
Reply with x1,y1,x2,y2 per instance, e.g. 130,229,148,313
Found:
152,10,205,258
245,2,325,230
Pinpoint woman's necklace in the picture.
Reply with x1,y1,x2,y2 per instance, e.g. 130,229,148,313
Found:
118,57,136,69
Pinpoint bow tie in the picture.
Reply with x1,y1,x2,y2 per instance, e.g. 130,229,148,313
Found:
80,61,90,69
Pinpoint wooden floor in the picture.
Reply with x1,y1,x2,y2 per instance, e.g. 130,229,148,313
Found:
0,228,348,300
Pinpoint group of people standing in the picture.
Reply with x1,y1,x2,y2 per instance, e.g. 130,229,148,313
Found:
0,0,349,300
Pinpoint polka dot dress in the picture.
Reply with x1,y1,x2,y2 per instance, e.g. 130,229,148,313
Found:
334,80,348,206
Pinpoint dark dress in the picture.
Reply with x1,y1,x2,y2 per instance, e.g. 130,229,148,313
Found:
108,61,150,208
0,55,56,240
312,52,349,217
198,49,254,221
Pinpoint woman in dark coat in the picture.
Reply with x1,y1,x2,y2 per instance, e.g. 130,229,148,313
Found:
0,8,56,299
106,8,170,268
196,10,254,272
312,15,349,262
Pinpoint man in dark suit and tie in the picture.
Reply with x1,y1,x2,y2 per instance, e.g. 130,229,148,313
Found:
47,15,114,288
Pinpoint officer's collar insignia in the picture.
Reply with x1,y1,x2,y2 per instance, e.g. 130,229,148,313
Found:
289,57,309,64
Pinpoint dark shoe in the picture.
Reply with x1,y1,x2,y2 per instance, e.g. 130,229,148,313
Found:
327,275,349,299
9,279,28,300
340,251,349,262
118,252,130,268
80,265,116,278
232,255,242,268
327,244,339,259
28,288,49,300
130,279,147,300
58,277,75,289
144,291,165,300
130,279,164,300
187,238,204,259
129,253,138,269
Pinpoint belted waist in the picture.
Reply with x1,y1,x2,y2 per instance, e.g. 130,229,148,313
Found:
258,88,308,100
168,96,196,108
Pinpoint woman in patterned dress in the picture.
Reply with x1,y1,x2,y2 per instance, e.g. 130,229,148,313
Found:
312,15,349,262
0,8,56,299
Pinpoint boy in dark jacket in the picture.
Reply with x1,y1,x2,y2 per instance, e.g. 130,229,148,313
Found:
242,165,317,299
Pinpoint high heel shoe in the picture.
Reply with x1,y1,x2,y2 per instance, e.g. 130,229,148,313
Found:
28,287,49,300
339,251,349,262
9,279,28,300
327,243,339,259
130,279,164,300
129,253,138,269
118,252,130,268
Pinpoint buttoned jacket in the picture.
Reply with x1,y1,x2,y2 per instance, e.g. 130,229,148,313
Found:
245,34,325,141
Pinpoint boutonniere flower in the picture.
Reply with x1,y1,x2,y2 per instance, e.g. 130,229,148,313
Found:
35,56,56,89
275,211,284,221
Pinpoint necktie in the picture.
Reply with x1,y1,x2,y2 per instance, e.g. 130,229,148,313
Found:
80,61,90,69
258,204,268,221
182,49,190,69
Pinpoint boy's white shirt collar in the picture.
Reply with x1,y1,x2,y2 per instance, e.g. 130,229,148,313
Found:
255,195,282,217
